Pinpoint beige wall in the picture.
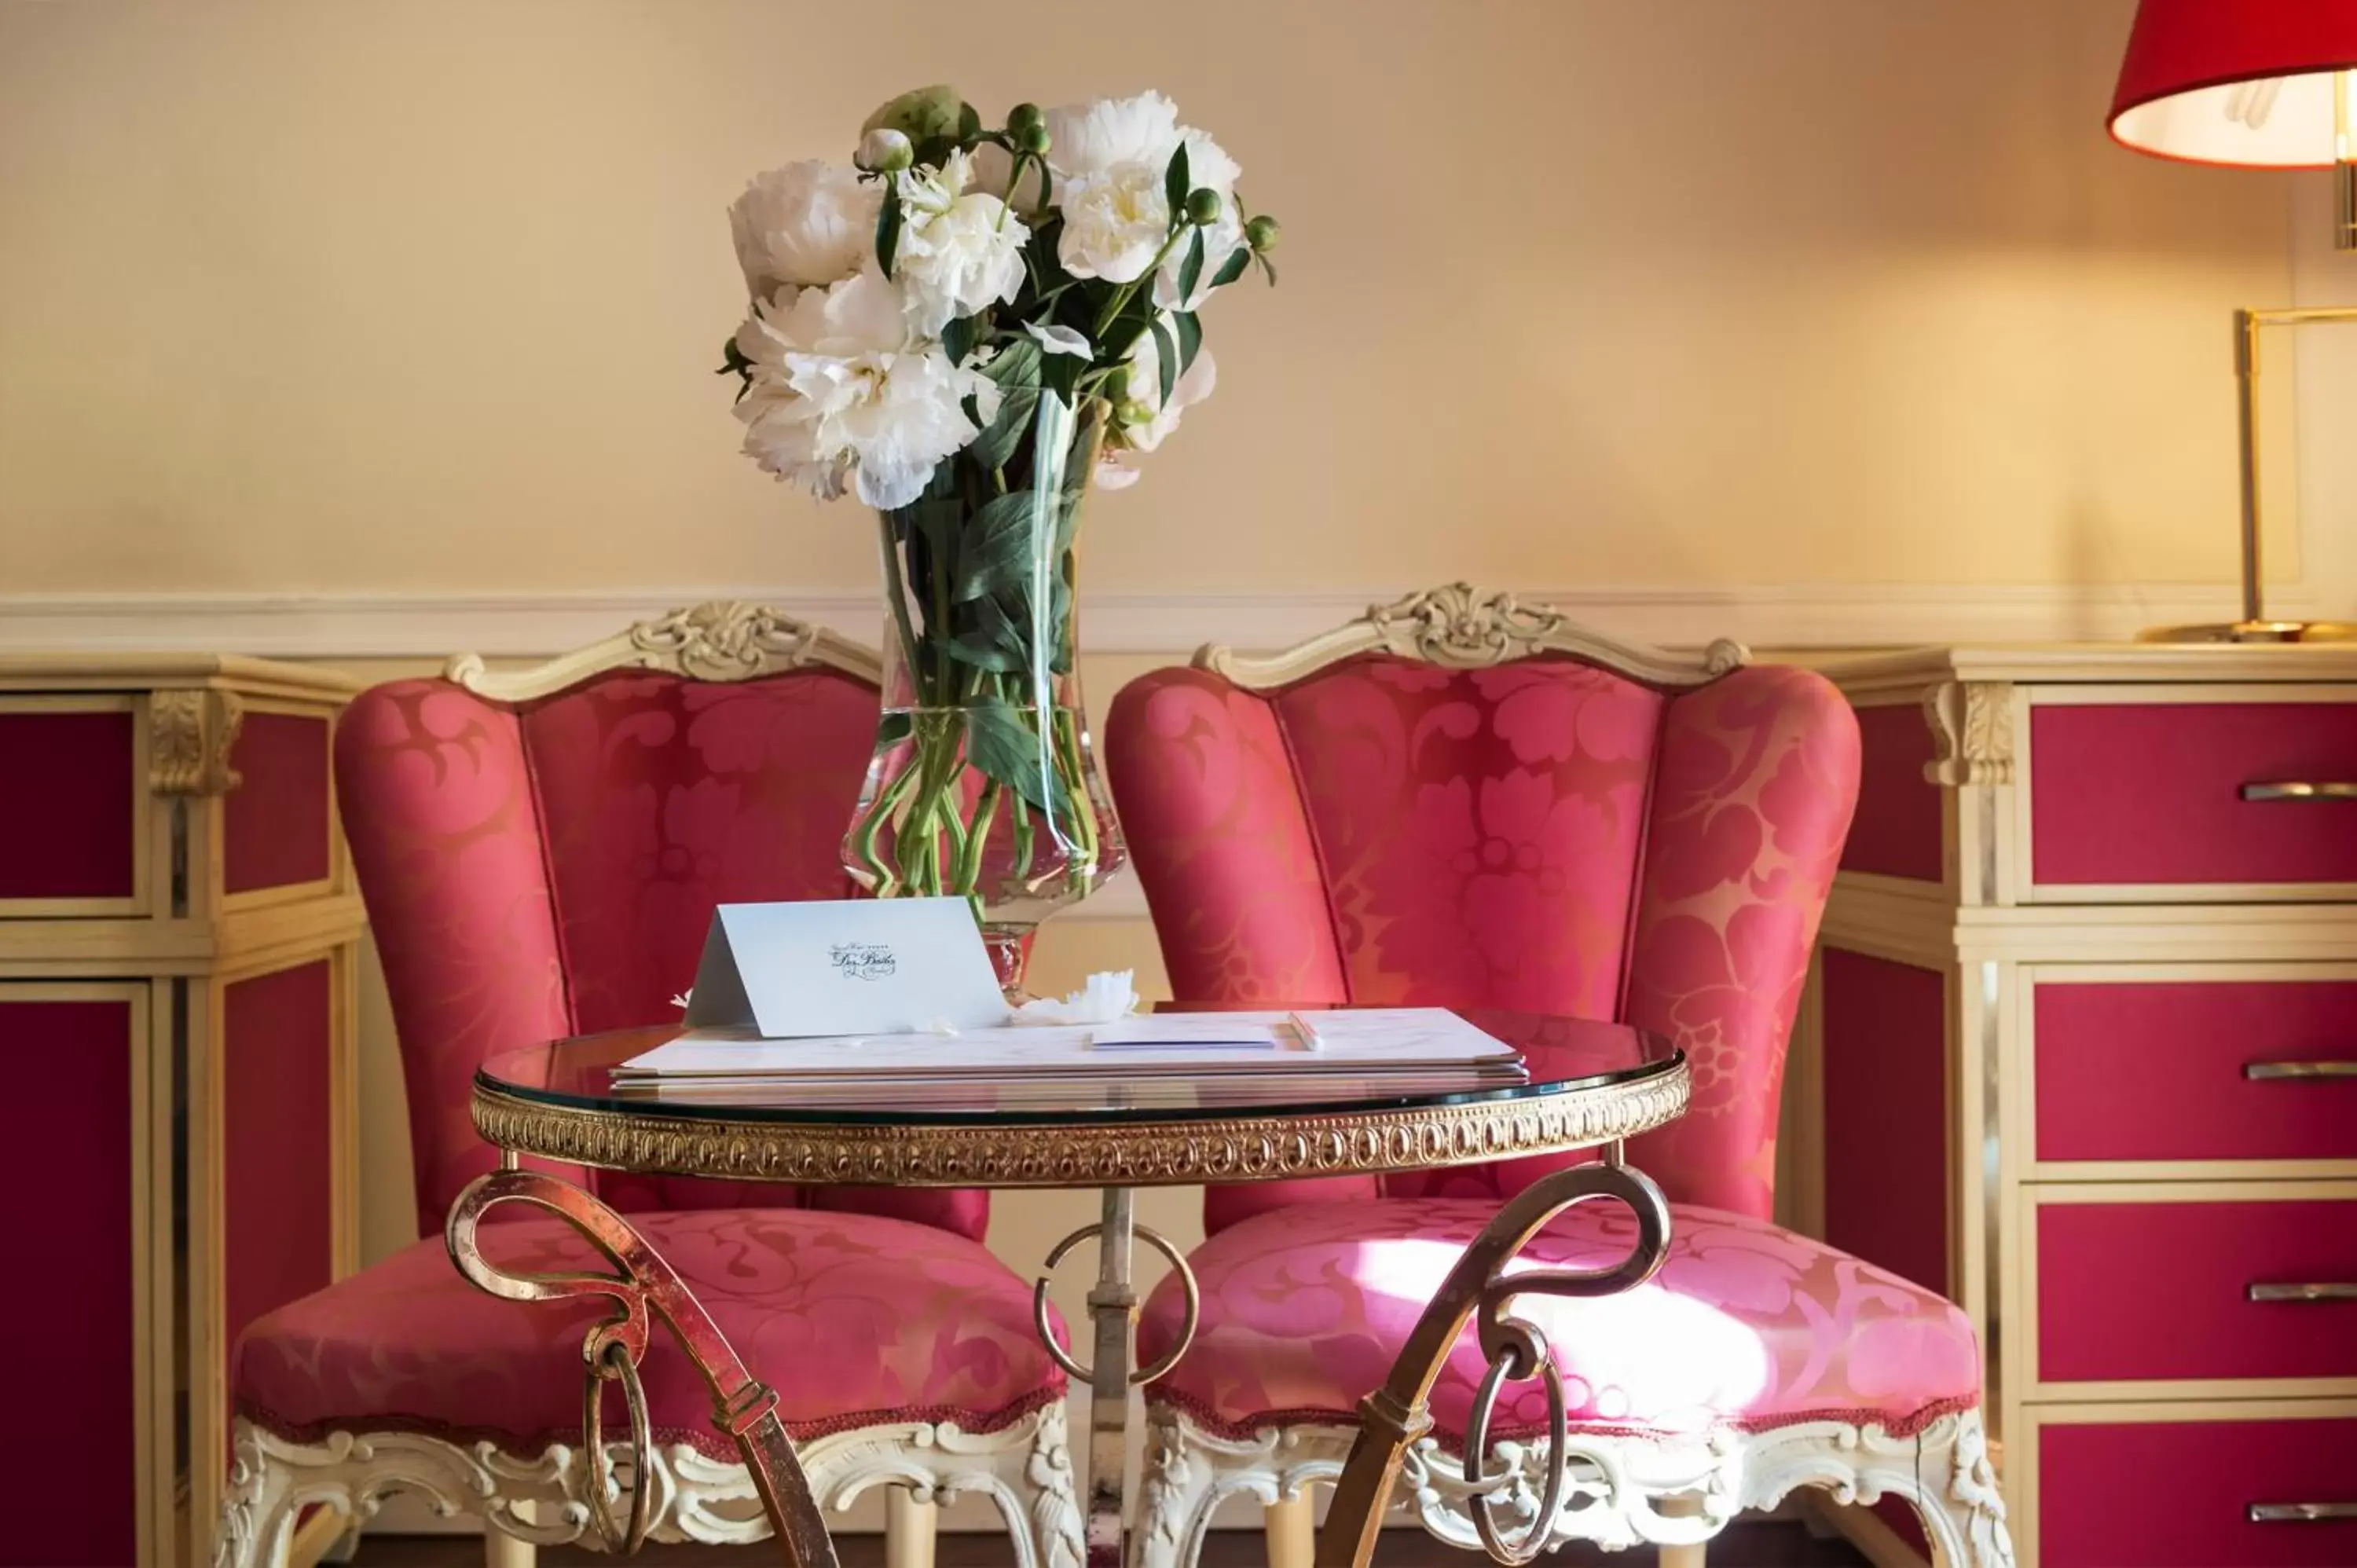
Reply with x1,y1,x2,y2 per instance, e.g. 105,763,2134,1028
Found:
3,0,2338,608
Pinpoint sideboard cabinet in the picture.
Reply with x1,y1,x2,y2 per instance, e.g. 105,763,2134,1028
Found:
0,655,364,1568
1798,643,2357,1568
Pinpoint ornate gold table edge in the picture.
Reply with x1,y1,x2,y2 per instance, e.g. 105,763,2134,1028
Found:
468,1057,1691,1187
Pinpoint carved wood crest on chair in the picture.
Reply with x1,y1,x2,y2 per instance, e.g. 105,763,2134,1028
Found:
1104,584,2012,1568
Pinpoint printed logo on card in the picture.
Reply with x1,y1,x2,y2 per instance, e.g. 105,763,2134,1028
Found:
827,941,899,981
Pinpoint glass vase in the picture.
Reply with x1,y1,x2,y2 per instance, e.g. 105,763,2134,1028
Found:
842,390,1127,996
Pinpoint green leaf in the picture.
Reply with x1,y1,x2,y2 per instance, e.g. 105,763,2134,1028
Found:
874,713,913,748
969,339,1043,471
1149,320,1178,406
1164,143,1189,221
980,335,1043,388
951,489,1044,602
1207,245,1250,291
1173,310,1201,375
971,384,1038,472
941,314,976,366
1177,228,1205,303
964,698,1067,818
875,186,904,278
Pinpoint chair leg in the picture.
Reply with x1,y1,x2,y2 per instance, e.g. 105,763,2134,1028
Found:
885,1486,938,1568
1265,1489,1315,1568
483,1501,537,1568
1658,1492,1709,1568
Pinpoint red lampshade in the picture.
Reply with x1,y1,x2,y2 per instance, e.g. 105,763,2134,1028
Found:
2110,0,2357,168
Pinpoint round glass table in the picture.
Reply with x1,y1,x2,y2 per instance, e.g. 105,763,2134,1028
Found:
455,1011,1686,1568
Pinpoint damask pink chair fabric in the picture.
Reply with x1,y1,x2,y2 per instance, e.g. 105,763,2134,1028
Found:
335,667,985,1240
231,661,1065,1486
1106,648,1974,1464
236,1208,1065,1459
1103,654,1858,1227
1135,1199,1978,1448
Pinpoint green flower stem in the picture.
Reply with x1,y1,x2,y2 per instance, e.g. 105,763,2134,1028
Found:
847,753,921,896
955,777,1002,918
1050,704,1098,881
878,515,932,706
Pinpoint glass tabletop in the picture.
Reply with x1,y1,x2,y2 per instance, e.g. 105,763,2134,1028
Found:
477,1009,1679,1129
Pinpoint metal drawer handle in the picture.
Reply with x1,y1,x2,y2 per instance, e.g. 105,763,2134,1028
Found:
2249,1281,2357,1302
2240,781,2357,801
2245,1061,2357,1080
2250,1502,2357,1523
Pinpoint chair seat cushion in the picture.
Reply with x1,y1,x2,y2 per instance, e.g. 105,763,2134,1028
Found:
234,1207,1065,1460
1138,1197,1978,1446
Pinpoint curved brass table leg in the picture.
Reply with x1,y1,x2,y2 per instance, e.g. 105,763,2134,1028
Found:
1314,1160,1674,1568
445,1168,840,1568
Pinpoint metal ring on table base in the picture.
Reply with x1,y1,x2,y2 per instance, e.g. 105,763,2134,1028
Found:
1313,1160,1675,1568
581,1338,655,1552
1031,1218,1201,1383
445,1168,840,1568
1461,1331,1570,1566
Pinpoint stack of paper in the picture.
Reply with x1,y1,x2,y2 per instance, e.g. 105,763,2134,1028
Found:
612,1007,1524,1088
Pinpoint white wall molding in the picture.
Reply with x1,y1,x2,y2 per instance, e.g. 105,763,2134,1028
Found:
0,581,2301,926
0,581,2311,661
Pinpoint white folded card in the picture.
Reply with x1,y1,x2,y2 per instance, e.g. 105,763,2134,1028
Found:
680,897,1009,1039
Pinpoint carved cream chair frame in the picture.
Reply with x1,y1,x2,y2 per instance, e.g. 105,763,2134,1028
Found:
1132,585,2011,1568
218,603,1082,1568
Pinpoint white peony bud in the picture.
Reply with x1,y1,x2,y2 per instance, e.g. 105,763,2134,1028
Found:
857,127,915,174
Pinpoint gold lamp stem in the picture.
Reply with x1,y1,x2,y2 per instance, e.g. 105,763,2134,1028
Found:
2233,308,2266,626
2338,69,2357,251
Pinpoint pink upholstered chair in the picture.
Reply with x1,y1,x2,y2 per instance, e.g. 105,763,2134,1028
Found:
217,605,1079,1568
1103,588,2008,1568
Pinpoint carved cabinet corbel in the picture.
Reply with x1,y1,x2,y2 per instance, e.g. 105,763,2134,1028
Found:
0,655,364,1568
1792,643,2357,1568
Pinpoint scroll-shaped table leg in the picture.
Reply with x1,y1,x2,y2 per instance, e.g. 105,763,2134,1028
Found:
1313,1160,1673,1568
445,1169,840,1568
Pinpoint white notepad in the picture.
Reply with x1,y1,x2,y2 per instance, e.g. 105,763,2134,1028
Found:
615,1008,1519,1081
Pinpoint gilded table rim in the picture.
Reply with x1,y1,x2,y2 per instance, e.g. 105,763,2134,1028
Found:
468,1056,1690,1189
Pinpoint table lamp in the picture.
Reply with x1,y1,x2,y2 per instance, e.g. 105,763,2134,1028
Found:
2110,0,2357,642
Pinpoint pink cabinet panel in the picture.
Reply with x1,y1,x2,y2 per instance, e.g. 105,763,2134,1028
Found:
224,710,333,896
2029,701,2357,888
1840,703,1942,882
2040,1418,2357,1566
1818,948,1950,1296
2037,1200,2357,1384
222,960,337,1369
0,710,135,901
0,996,140,1568
2034,980,2357,1164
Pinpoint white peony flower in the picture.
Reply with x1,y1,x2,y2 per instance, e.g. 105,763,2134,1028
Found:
1046,90,1184,180
893,149,1028,335
729,160,879,300
1058,162,1171,284
1095,324,1214,490
732,268,999,510
1043,91,1188,284
1120,326,1215,454
1024,321,1092,359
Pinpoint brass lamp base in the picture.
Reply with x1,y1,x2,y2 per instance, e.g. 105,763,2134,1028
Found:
2136,620,2357,645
